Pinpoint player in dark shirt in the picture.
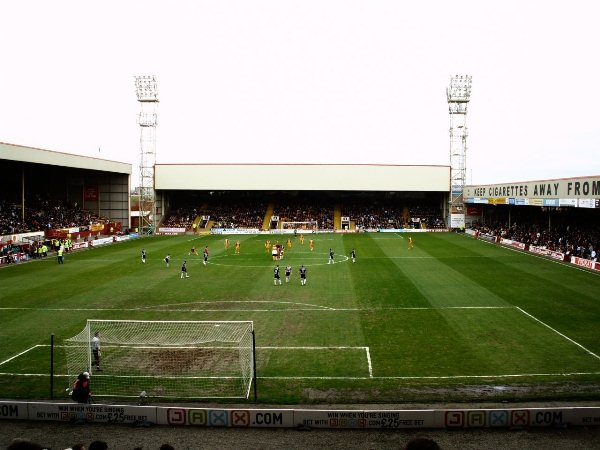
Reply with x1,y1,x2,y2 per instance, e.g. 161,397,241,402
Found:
299,265,307,285
274,265,282,285
181,260,189,278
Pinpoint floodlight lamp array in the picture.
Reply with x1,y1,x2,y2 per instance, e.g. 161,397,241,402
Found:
446,75,472,103
135,75,159,102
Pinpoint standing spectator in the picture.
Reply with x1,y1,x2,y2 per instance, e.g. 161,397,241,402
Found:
71,372,91,403
57,246,64,264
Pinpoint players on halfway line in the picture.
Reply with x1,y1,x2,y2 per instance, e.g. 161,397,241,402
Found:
144,235,363,283
274,263,308,286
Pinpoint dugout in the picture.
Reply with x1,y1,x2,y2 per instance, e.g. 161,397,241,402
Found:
0,142,132,230
153,164,451,230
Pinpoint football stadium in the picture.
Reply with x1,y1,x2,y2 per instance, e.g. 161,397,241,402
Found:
1,34,600,448
1,142,599,412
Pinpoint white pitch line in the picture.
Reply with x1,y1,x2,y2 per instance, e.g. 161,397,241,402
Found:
0,306,514,313
140,300,335,311
258,371,600,380
516,306,600,361
258,346,367,349
365,347,373,378
0,345,41,367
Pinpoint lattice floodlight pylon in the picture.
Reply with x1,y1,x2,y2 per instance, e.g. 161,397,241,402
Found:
64,320,255,400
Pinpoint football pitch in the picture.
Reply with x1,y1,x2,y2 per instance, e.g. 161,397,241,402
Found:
1,232,599,404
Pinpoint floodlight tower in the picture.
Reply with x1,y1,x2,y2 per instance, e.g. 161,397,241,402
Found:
446,75,472,229
134,75,159,234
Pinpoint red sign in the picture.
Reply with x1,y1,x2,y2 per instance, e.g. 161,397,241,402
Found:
84,186,98,201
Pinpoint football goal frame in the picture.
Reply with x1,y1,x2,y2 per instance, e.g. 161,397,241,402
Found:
280,221,319,232
64,320,256,400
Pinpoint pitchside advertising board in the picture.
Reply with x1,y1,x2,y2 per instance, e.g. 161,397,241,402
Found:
1,402,599,429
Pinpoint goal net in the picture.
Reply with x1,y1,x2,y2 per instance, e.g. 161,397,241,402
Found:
64,320,255,400
280,221,318,232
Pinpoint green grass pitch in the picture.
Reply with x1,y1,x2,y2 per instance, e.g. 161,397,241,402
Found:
1,232,599,404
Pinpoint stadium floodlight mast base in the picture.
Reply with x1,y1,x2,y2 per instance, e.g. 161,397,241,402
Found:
447,75,472,230
64,319,256,400
134,75,159,235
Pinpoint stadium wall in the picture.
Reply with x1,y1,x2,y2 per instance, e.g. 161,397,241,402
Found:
1,401,599,429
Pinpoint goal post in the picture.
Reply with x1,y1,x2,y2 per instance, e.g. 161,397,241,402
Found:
64,320,255,400
280,221,318,232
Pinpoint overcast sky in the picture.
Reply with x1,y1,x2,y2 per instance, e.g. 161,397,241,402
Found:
2,1,599,186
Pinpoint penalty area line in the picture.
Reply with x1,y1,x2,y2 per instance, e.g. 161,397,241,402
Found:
0,345,42,367
515,306,600,361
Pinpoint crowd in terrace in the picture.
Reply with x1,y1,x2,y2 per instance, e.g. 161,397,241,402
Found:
275,202,333,230
209,202,266,229
343,202,444,230
161,203,266,230
160,196,445,232
408,205,446,229
161,206,199,229
0,198,108,236
471,220,599,261
344,202,402,229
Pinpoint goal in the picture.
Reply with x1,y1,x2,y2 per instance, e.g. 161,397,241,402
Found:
64,320,255,400
280,221,318,232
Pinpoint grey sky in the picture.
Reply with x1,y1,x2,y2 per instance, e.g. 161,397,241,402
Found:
1,1,598,186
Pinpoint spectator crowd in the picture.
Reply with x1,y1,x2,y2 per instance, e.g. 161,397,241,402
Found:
470,220,598,261
0,198,109,236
